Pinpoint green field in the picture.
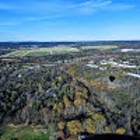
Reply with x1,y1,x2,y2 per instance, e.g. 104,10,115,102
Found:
1,46,79,58
0,125,50,140
0,45,118,58
81,45,118,50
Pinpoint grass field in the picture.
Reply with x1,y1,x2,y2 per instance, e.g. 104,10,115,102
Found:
81,45,118,50
0,125,50,140
0,45,118,58
1,46,79,58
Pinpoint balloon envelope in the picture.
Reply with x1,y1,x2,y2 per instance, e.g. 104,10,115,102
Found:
109,76,115,82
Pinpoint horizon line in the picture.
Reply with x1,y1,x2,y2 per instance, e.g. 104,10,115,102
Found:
0,39,140,43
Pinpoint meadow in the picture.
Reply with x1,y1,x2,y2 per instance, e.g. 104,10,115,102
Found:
81,45,118,50
0,125,50,140
1,46,79,58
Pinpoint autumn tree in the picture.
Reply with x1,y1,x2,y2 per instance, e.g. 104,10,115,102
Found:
67,120,82,135
57,121,65,130
85,113,107,133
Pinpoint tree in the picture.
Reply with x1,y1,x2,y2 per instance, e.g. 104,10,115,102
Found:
85,118,96,133
74,97,86,107
63,96,71,108
57,121,65,130
116,128,126,134
85,113,107,133
67,120,82,135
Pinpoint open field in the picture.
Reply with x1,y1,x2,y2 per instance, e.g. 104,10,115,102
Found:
0,45,119,58
0,125,50,140
81,45,118,50
0,46,79,58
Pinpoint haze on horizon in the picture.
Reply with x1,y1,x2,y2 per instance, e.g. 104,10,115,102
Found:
0,0,140,41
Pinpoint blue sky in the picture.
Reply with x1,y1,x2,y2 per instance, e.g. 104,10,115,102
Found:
0,0,140,41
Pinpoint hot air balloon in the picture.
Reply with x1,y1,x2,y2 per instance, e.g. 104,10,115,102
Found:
109,75,115,82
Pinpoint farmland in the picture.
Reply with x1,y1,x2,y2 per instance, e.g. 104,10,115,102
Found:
1,46,79,58
81,45,118,50
0,45,119,58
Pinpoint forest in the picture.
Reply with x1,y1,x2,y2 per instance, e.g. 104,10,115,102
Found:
0,42,140,140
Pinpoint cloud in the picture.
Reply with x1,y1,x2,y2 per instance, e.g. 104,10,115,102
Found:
106,3,135,11
0,1,69,13
0,3,19,10
0,22,19,26
24,15,66,22
0,0,135,13
69,0,135,14
69,0,112,13
0,0,135,24
0,3,13,10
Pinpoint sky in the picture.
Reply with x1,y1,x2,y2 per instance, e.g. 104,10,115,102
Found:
0,0,140,41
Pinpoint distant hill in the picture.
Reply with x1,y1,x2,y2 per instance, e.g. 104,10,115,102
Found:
0,41,140,49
